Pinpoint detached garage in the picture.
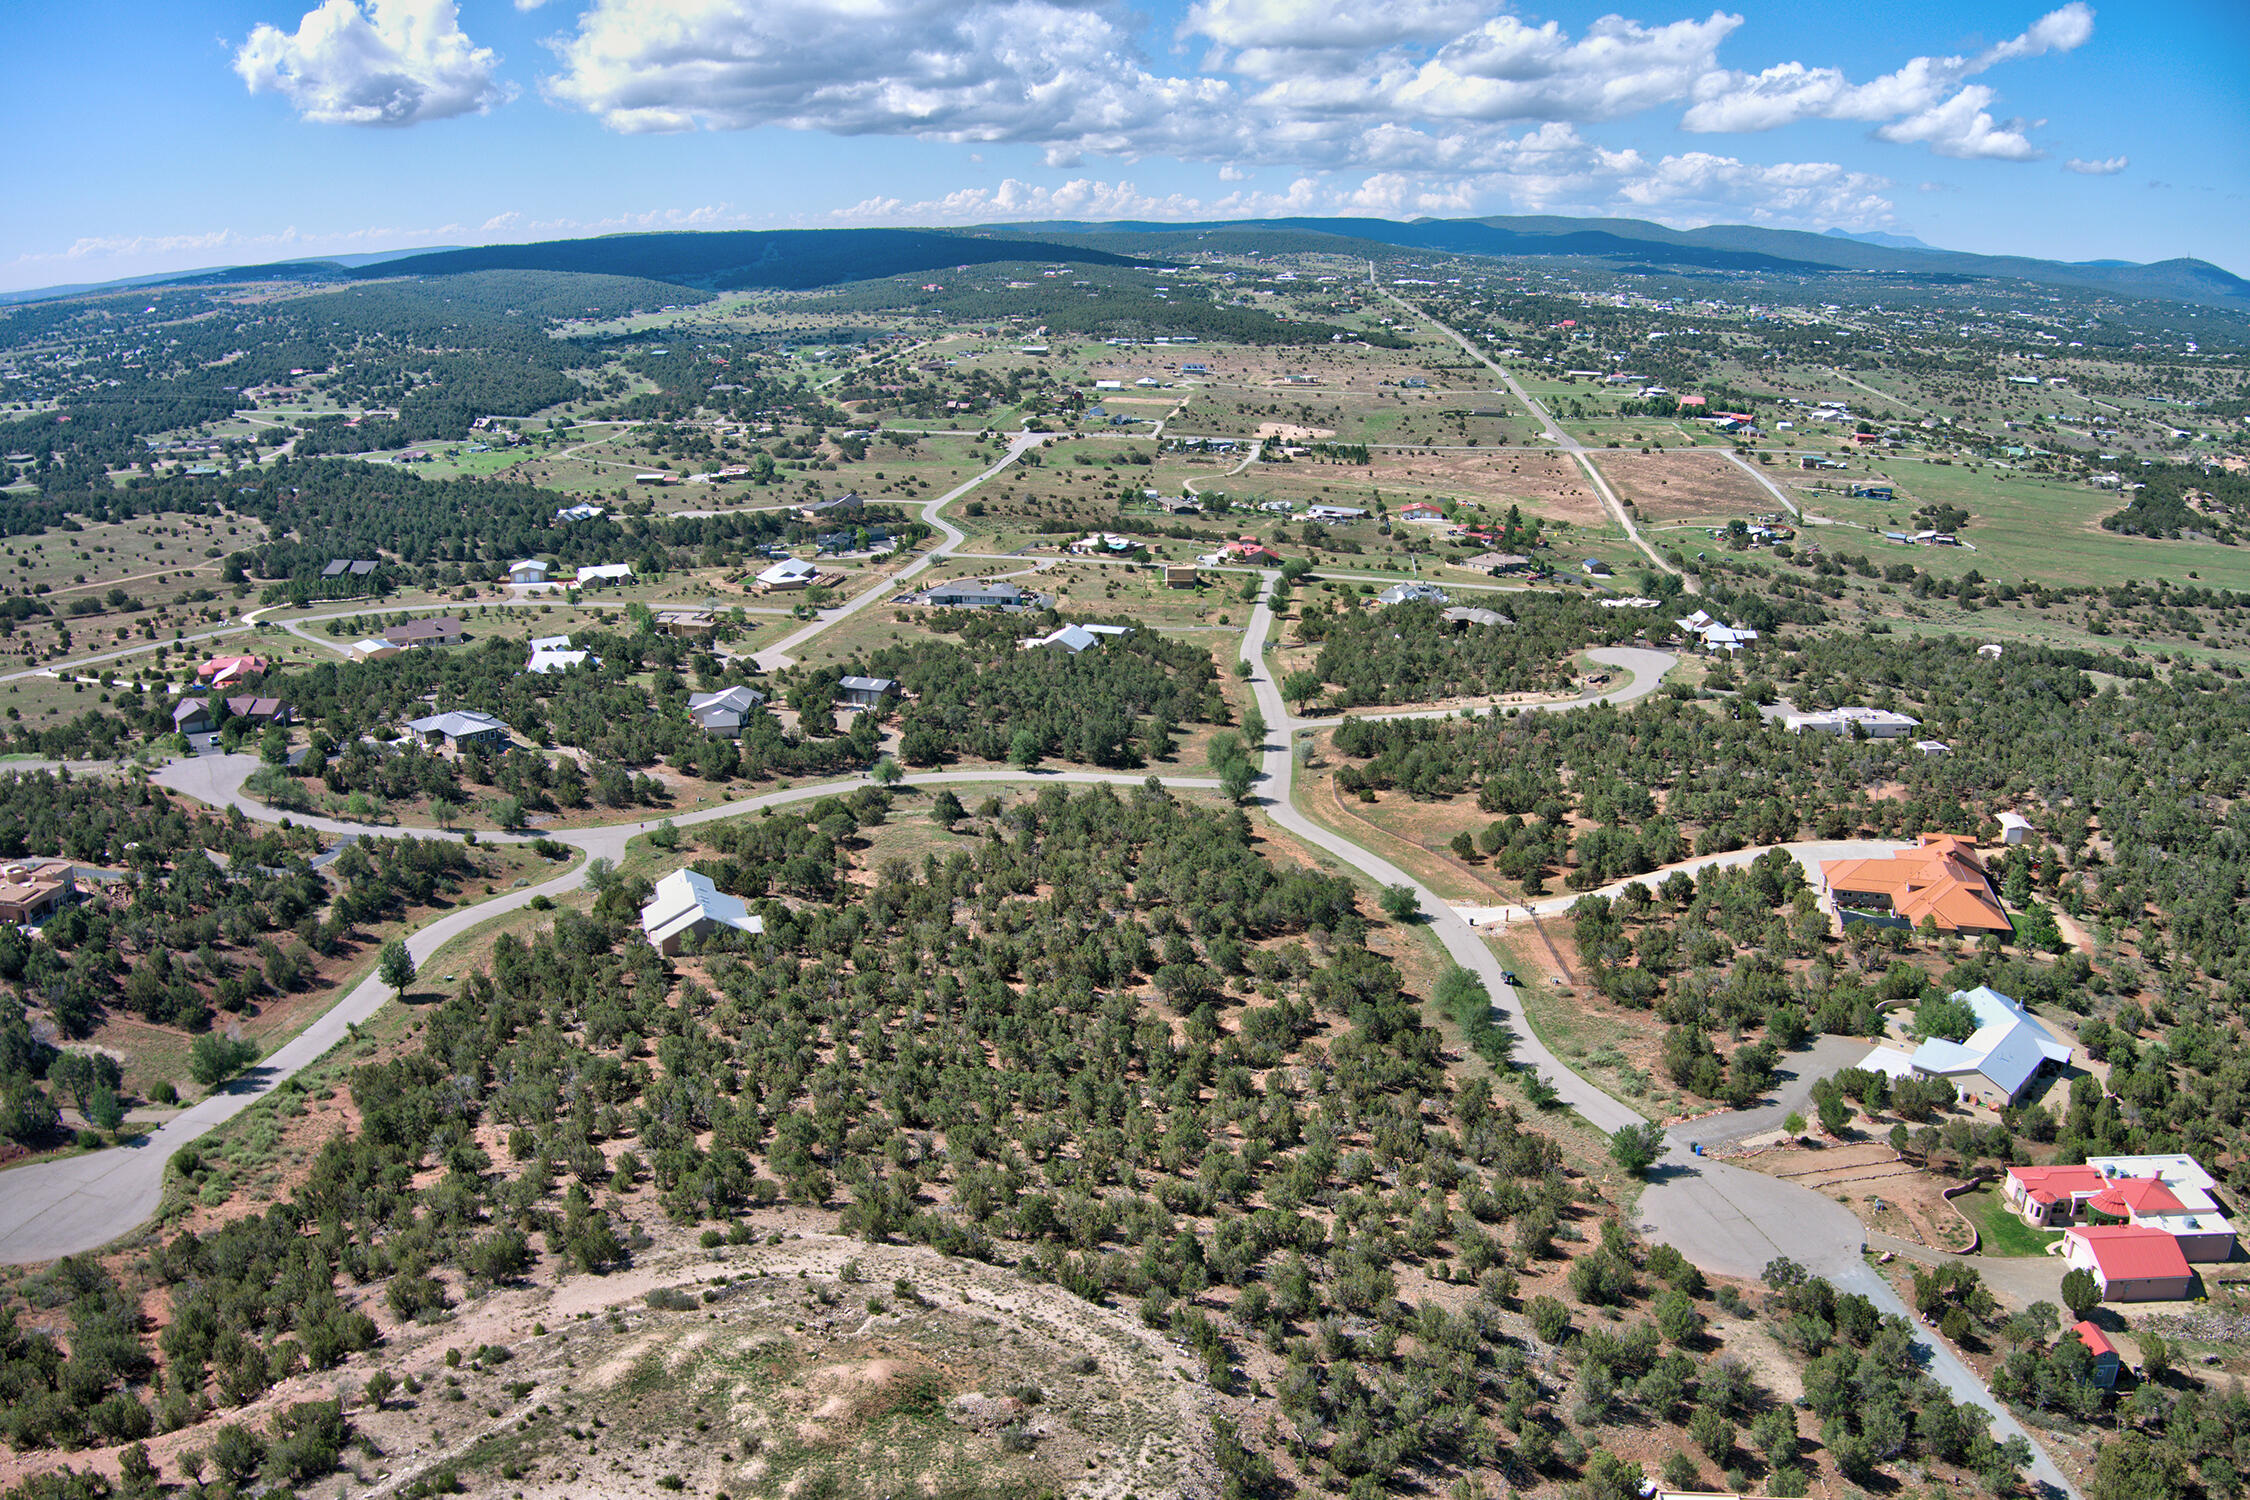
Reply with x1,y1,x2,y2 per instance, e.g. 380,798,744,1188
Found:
2064,1225,2194,1303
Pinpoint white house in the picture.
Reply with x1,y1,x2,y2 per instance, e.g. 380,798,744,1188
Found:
1307,505,1368,520
687,685,767,735
757,558,821,590
1908,985,2072,1108
1781,706,1921,738
576,563,633,584
506,559,550,585
1997,811,2035,845
640,868,764,956
404,709,509,751
554,503,605,523
1378,582,1448,606
526,648,592,675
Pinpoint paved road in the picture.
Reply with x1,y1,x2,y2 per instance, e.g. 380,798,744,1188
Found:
1240,572,2077,1499
751,430,1046,671
1454,837,1902,928
0,764,1221,1265
1297,645,1678,732
1384,292,1693,594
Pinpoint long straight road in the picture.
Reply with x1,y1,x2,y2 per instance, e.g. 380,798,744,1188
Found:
1382,291,1693,594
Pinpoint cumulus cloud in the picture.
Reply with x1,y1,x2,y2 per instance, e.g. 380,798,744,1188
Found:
2064,154,2128,175
1875,86,2041,161
1681,3,2090,158
829,135,1895,235
235,0,508,125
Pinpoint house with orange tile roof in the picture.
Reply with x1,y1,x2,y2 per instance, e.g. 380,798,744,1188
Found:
1821,834,2011,935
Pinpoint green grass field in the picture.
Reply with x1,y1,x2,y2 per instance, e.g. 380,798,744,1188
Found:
1958,1185,2064,1257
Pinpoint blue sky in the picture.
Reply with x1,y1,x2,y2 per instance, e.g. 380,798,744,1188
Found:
3,0,2243,292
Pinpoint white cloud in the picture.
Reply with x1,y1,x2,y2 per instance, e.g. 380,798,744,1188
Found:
1875,86,2040,161
2064,154,2128,175
828,137,1895,235
1681,3,2090,158
234,0,508,125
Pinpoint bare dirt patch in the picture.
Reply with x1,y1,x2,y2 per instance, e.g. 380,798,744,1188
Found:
1600,451,1776,523
1360,449,1607,527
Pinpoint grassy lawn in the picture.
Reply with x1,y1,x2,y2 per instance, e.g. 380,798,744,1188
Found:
1960,1185,2064,1257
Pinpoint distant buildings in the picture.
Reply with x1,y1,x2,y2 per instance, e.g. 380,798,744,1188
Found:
554,503,605,523
576,563,633,584
1441,607,1510,628
797,491,865,522
506,559,550,585
1307,505,1368,521
320,559,381,579
196,654,267,687
1377,582,1447,606
1021,623,1131,653
756,558,821,591
918,580,1049,611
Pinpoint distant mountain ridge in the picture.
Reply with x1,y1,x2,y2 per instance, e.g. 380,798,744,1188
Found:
990,214,2250,310
4,217,2242,312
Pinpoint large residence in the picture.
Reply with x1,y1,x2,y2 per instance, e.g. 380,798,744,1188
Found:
405,709,509,751
2005,1155,2236,1261
640,868,764,956
919,580,1049,611
687,685,768,735
1821,834,2011,936
1782,705,1921,737
756,558,820,591
1902,984,2071,1107
382,616,467,650
1378,582,1447,606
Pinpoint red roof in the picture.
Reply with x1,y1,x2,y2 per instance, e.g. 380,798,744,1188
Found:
2089,1178,2187,1219
2010,1164,2106,1199
2070,1225,2191,1282
2072,1321,2117,1359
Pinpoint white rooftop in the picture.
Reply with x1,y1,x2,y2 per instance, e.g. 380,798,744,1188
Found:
640,868,763,951
1911,985,2071,1099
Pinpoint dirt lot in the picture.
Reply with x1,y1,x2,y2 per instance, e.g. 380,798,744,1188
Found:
1599,451,1778,523
1362,449,1607,528
1732,1140,1975,1253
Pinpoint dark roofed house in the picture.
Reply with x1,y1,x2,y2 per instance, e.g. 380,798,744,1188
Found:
172,697,215,735
224,696,291,725
382,615,466,650
321,560,349,578
797,491,866,521
837,676,899,709
350,560,378,577
921,580,1049,611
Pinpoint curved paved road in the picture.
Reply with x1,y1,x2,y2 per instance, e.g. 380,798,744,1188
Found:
751,429,1045,671
1237,573,2076,1499
0,766,1220,1265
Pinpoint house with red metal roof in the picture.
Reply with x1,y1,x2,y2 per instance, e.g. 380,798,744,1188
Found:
2063,1225,2194,1302
2003,1155,2235,1260
2071,1322,2121,1388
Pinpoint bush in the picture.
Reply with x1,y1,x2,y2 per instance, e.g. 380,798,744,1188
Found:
187,1034,259,1088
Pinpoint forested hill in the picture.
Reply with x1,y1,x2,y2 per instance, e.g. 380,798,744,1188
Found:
347,229,1144,292
1000,215,2250,311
